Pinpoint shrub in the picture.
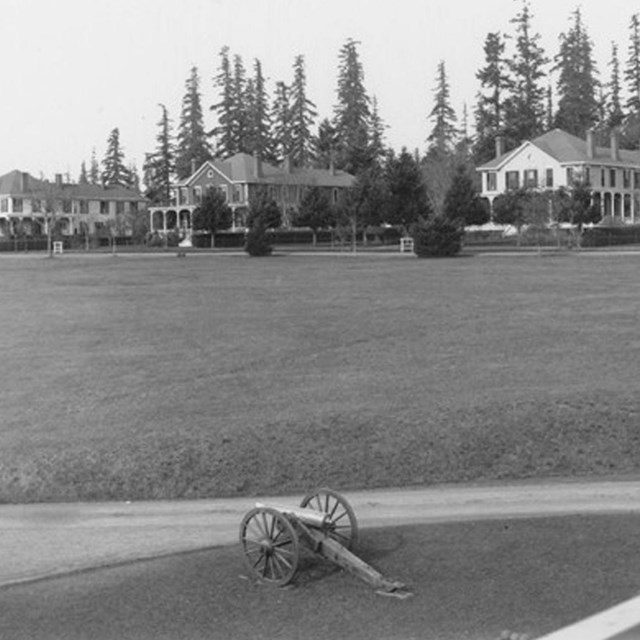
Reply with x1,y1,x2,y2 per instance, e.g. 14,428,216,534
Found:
412,215,464,257
244,224,273,257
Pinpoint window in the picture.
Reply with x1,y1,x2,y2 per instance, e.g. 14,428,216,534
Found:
601,168,606,187
129,201,138,212
79,200,89,214
610,169,616,188
566,167,574,185
100,200,109,214
584,167,591,186
193,186,202,205
333,188,339,204
623,170,631,189
62,199,72,214
116,201,125,215
31,199,42,213
524,169,538,188
505,171,519,190
0,198,7,213
486,172,497,191
232,184,242,203
634,171,640,189
545,168,554,188
12,198,23,213
218,185,228,201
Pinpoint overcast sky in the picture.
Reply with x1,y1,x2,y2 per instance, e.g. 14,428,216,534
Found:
0,0,634,179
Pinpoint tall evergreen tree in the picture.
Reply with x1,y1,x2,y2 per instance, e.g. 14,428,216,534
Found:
175,66,211,179
271,81,294,162
78,161,88,185
426,60,458,156
89,148,100,185
368,96,387,167
101,127,130,187
312,118,338,169
626,14,640,114
211,46,235,157
289,54,317,167
474,31,510,162
385,148,430,231
553,7,599,138
333,38,371,174
231,54,249,153
503,0,548,143
143,104,174,203
245,59,274,161
607,43,626,129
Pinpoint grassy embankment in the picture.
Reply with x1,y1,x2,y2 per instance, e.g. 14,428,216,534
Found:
1,251,640,502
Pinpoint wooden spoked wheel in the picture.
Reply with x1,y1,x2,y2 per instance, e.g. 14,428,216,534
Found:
239,507,300,586
299,488,358,550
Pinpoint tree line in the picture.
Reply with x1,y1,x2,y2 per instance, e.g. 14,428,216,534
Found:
74,1,640,255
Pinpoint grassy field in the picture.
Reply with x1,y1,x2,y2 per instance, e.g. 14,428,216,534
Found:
1,251,640,503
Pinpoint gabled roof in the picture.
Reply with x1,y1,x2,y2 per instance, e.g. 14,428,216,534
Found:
179,153,355,188
478,129,640,170
0,170,145,200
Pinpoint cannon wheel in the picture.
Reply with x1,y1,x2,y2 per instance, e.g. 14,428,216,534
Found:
300,488,358,550
239,506,300,586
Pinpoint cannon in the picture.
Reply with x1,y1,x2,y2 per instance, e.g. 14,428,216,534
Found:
239,488,410,597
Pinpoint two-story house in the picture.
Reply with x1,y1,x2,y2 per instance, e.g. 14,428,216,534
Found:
0,170,147,238
148,153,355,236
477,129,640,223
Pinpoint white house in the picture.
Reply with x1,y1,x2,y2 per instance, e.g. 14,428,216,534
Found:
477,129,640,223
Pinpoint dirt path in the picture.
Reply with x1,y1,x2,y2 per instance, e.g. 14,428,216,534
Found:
1,476,639,587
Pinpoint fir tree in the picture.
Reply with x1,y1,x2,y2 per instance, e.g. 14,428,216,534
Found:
384,148,430,231
504,0,549,143
211,46,235,157
426,60,458,157
143,104,175,203
608,43,625,129
553,7,599,138
312,118,338,169
175,66,211,179
89,148,100,185
271,81,294,162
231,54,249,153
368,96,387,167
625,13,640,114
127,162,140,191
78,161,88,185
101,127,130,187
545,83,554,131
443,164,489,226
289,54,317,167
333,38,371,174
474,32,510,162
245,59,274,161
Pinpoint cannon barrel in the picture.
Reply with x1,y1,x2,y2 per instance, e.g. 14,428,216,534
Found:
254,502,330,528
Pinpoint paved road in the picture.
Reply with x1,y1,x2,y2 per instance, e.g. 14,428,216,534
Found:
1,476,639,588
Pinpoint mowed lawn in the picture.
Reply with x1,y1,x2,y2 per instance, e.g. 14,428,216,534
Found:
1,251,640,502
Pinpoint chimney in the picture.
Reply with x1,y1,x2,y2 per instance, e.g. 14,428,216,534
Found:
495,135,505,158
253,152,263,178
190,158,197,176
610,130,620,161
586,128,595,159
283,155,292,174
20,172,29,192
329,157,336,176
55,173,63,187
